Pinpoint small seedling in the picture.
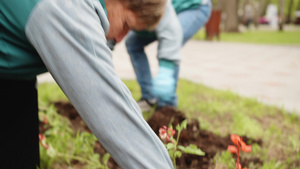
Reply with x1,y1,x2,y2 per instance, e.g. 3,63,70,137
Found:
227,134,252,169
159,120,205,169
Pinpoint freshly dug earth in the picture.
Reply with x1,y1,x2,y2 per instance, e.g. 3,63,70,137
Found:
41,101,263,169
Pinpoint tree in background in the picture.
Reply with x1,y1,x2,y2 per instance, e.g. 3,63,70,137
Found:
209,0,299,33
224,0,239,32
253,0,271,26
278,0,285,31
286,0,294,23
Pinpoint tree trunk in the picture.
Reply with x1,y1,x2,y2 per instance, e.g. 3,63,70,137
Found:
224,0,239,32
213,0,223,10
259,0,271,16
278,0,285,31
251,1,260,27
286,0,294,23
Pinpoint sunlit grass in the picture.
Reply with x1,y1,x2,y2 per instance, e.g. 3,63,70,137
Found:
193,27,300,45
38,82,68,107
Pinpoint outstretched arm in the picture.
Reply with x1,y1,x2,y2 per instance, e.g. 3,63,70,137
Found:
152,1,183,104
25,0,173,168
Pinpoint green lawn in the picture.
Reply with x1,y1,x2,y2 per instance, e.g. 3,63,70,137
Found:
38,80,300,168
193,26,300,45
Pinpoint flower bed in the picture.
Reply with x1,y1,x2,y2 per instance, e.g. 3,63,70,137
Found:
36,101,264,168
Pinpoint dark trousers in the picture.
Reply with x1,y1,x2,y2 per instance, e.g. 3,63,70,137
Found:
0,78,40,169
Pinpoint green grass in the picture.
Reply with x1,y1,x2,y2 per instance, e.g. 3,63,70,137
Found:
38,83,110,169
38,79,300,168
38,82,68,107
193,27,300,45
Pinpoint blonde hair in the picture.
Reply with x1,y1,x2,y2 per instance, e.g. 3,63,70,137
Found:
121,0,167,30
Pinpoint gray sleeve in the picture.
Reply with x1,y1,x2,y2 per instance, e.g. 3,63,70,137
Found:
155,0,183,65
25,0,174,168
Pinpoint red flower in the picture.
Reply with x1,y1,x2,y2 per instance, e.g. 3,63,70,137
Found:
159,125,176,143
231,134,241,145
229,134,252,153
240,141,252,153
228,134,252,169
228,145,238,154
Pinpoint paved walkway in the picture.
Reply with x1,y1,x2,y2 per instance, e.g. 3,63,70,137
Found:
38,40,300,114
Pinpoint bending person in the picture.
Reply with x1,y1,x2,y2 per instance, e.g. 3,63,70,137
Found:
0,0,174,168
126,0,212,111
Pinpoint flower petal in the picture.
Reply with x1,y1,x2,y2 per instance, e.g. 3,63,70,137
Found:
231,134,241,145
227,145,237,154
241,145,252,153
168,128,176,136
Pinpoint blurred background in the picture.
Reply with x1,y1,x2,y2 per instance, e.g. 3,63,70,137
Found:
205,0,300,34
38,0,300,114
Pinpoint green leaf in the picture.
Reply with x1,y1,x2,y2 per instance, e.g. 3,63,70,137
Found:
90,154,100,163
102,153,111,165
46,144,57,158
176,124,181,131
166,143,175,150
181,119,187,129
168,150,175,159
174,150,182,158
178,144,205,156
178,145,185,150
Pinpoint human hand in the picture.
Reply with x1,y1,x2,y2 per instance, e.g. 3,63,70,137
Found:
152,66,176,101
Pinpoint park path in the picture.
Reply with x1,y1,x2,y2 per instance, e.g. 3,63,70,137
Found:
38,40,300,115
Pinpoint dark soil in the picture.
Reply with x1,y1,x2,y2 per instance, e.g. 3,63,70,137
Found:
40,101,263,169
